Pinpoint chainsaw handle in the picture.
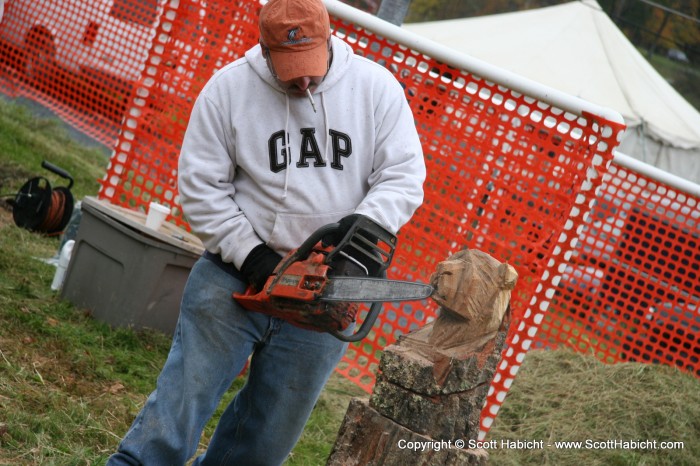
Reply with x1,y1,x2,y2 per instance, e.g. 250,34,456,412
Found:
326,216,395,278
264,223,340,293
280,218,394,277
329,301,383,343
294,222,340,260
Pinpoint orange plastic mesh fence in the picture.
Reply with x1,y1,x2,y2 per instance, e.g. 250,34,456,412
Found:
538,163,700,376
99,0,261,210
322,15,627,436
3,0,671,437
0,0,158,145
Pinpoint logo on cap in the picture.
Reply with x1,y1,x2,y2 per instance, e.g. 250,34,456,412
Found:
282,27,312,46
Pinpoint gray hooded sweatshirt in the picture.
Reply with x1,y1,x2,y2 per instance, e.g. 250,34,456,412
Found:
178,36,426,270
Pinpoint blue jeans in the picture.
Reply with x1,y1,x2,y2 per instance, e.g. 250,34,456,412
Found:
107,255,349,466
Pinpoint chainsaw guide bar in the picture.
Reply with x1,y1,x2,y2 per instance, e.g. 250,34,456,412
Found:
320,277,433,302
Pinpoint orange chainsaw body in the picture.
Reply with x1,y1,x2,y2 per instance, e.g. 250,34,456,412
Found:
233,243,359,334
233,218,396,342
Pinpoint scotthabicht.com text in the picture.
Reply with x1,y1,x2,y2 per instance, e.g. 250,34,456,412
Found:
396,438,684,452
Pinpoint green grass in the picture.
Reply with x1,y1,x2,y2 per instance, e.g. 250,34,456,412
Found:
488,349,700,466
644,50,700,112
0,101,107,200
0,217,362,464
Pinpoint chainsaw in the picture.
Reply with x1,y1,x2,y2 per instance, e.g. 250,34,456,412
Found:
233,216,433,342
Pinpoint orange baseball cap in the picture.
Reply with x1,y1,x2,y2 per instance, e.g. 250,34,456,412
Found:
259,0,331,81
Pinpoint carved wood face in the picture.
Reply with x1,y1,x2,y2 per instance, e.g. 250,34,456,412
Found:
428,249,518,350
430,249,517,320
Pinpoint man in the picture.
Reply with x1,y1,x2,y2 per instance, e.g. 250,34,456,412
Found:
107,0,425,464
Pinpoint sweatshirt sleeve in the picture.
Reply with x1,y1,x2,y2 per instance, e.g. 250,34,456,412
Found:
178,90,262,269
353,70,426,234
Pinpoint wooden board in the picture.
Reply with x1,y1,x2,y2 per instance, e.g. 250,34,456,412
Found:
81,196,204,256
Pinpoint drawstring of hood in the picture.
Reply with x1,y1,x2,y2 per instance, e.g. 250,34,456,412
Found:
283,93,291,199
281,89,329,200
321,92,330,165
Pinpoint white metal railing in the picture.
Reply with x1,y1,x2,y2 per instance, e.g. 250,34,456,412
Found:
325,0,625,124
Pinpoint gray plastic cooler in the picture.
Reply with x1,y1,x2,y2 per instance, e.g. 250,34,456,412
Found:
61,196,204,334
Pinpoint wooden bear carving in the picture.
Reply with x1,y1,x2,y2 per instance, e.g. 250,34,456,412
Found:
428,249,518,353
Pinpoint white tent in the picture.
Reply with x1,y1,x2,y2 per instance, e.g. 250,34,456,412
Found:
403,0,700,184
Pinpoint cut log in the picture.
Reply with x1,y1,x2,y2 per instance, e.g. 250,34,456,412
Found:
327,249,516,465
377,309,510,395
370,377,488,440
326,398,488,466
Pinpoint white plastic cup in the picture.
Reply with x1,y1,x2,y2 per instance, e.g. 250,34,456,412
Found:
145,202,170,231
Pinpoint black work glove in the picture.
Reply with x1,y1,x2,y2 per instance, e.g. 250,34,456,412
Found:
323,214,366,247
240,243,283,292
323,214,388,277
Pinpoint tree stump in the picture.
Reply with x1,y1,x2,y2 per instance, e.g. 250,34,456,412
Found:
327,249,517,465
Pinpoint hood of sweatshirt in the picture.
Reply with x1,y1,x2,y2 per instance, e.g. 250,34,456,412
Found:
245,35,354,95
